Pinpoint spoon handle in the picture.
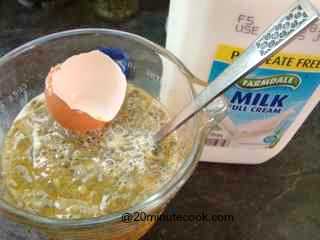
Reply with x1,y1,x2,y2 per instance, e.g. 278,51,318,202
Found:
154,0,319,142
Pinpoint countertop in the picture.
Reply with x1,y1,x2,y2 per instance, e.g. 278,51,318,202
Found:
0,1,319,239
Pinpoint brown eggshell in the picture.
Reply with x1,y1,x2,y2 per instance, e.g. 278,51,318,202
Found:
45,66,108,134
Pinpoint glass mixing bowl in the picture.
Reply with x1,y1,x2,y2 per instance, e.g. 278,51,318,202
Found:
0,29,226,240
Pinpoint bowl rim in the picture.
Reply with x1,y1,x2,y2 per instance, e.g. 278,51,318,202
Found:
0,28,205,229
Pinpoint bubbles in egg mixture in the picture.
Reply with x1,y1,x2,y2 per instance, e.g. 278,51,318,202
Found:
1,84,181,219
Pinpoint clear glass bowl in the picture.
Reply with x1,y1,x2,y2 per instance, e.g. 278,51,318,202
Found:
0,29,216,240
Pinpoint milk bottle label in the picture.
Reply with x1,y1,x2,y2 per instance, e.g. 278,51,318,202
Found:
208,44,320,148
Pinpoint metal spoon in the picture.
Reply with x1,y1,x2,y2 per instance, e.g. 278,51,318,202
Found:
154,0,319,143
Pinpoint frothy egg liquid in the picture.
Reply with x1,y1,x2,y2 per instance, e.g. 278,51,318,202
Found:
1,84,181,219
